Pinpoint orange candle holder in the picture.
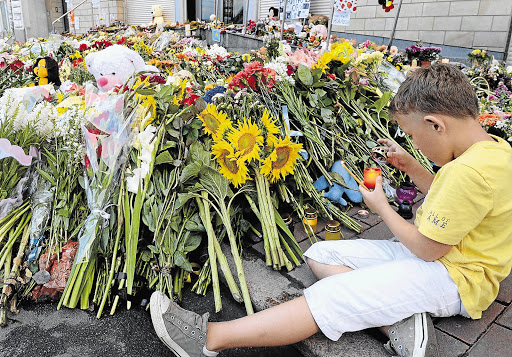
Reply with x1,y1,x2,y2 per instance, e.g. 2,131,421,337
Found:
363,168,382,189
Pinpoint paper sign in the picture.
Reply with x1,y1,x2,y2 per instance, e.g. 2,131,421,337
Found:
91,0,100,8
279,0,310,20
212,29,221,42
332,9,351,26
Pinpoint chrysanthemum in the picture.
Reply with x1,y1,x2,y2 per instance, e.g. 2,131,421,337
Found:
228,118,263,163
212,140,251,187
260,137,302,183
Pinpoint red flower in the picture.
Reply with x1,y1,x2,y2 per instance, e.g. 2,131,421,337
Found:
96,144,102,158
116,37,126,45
84,155,91,169
327,73,336,80
0,61,5,69
72,58,84,67
87,127,101,135
180,93,200,106
9,60,24,72
79,44,89,51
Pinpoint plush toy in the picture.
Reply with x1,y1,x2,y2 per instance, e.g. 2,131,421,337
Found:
85,45,158,92
313,161,362,206
33,57,61,87
310,24,328,39
151,5,164,26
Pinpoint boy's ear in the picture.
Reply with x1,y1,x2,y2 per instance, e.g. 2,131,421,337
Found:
423,115,445,133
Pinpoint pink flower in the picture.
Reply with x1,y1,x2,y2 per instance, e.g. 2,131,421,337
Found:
289,48,318,69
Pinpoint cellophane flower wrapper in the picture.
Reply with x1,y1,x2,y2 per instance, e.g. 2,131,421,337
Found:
377,60,406,94
74,84,133,265
27,177,53,263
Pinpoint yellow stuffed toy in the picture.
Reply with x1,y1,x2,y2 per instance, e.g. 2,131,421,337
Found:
33,57,61,86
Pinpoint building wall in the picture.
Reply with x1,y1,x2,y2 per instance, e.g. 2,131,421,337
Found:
332,0,512,54
68,0,124,35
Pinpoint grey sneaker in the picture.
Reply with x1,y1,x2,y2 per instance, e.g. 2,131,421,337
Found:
150,291,213,357
383,313,439,357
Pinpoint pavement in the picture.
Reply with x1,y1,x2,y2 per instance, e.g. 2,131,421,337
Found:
2,194,512,357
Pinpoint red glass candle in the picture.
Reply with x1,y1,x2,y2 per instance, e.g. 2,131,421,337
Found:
363,168,382,189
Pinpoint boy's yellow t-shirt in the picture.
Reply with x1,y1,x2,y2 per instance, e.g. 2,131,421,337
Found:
415,135,512,319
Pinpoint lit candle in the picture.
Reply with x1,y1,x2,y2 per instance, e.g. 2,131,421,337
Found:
341,160,370,191
185,24,191,36
363,168,382,189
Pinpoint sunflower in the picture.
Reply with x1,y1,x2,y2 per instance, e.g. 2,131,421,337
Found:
228,118,263,162
212,140,251,187
260,109,280,147
260,137,302,183
198,104,230,139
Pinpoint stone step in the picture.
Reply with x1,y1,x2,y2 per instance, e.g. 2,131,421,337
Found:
220,243,390,357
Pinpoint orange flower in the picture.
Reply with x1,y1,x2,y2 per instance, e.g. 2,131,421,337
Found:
177,53,189,60
478,113,502,126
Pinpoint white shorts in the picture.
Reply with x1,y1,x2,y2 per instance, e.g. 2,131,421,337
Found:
303,239,470,341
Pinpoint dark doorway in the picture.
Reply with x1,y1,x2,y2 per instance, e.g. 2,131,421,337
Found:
187,0,197,21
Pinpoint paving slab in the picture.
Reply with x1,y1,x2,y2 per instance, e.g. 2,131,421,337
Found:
496,273,512,304
356,221,395,240
296,331,389,357
285,262,318,289
435,301,505,344
223,245,390,357
436,329,469,357
466,324,512,357
349,208,383,227
496,303,512,329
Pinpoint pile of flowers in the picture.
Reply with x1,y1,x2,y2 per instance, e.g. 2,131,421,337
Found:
405,43,442,63
1,25,510,327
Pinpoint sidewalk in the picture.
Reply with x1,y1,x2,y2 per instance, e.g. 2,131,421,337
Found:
239,196,512,357
3,197,511,357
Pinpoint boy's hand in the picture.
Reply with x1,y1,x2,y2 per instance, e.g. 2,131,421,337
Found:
377,138,416,173
359,176,389,214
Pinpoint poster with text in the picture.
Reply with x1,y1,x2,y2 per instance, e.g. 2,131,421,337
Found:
332,9,351,26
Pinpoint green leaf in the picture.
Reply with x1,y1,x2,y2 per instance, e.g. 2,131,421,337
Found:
174,251,193,272
315,89,327,98
155,151,174,165
297,64,313,86
198,166,229,200
141,250,152,262
184,213,205,232
148,245,160,254
373,91,392,113
183,234,201,252
188,141,210,166
35,167,56,186
136,88,157,96
180,161,203,183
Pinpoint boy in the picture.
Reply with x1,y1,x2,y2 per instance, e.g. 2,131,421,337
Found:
150,64,512,357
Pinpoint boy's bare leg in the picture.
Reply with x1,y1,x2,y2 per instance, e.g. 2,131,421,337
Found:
206,296,319,352
306,257,353,279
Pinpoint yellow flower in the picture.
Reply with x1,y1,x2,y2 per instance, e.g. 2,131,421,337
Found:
242,53,251,62
228,118,263,163
313,40,354,73
197,104,230,139
212,140,251,187
259,137,302,183
204,83,216,91
260,109,280,147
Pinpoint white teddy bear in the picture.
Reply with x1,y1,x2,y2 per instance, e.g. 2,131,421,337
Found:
151,5,164,26
85,45,158,92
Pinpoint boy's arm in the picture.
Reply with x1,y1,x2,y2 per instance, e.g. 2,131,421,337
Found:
378,204,452,261
378,139,434,194
360,177,452,261
404,160,435,195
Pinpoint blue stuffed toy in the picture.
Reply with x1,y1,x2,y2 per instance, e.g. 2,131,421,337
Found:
313,160,363,206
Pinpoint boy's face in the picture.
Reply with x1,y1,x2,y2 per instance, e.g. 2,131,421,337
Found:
396,113,451,166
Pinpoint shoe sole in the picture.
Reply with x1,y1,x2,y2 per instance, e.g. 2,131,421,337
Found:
413,313,428,357
150,292,192,357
